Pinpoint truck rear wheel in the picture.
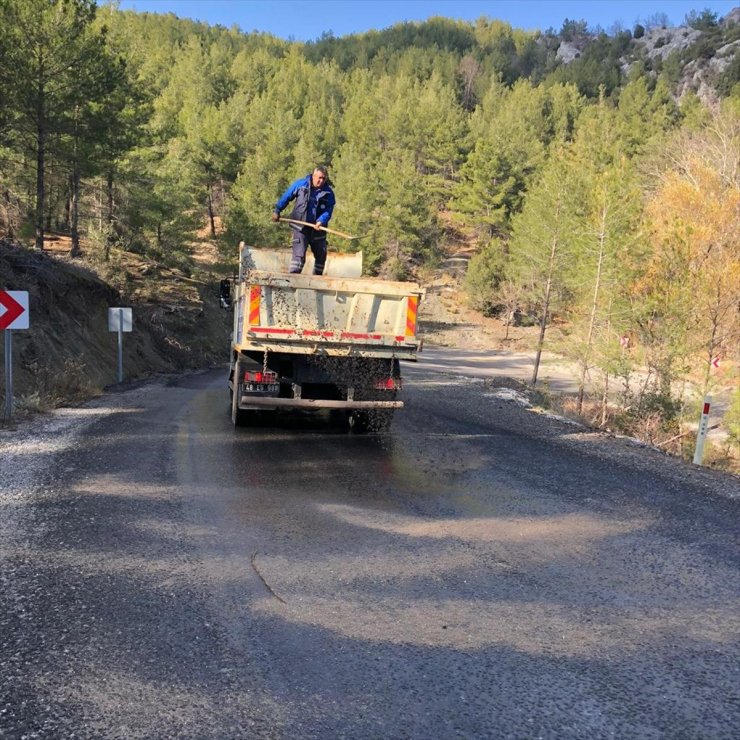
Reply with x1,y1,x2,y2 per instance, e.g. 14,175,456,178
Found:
348,411,369,434
349,409,394,434
230,359,249,427
374,409,394,432
231,386,249,427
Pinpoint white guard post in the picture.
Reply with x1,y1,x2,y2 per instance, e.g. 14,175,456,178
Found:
693,395,712,465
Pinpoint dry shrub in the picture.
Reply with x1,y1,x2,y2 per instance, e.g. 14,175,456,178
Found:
700,439,740,474
24,358,100,409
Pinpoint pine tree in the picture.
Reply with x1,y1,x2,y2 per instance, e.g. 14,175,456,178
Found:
508,150,583,384
453,81,546,238
0,0,114,250
178,102,241,238
566,97,643,414
227,112,299,248
452,139,520,237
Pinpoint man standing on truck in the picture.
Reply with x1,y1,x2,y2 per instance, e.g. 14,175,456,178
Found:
271,166,336,275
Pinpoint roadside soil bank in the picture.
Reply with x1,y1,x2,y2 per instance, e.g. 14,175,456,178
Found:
0,238,231,417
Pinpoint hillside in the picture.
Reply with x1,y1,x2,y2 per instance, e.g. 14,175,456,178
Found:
0,238,231,413
304,8,740,102
551,8,740,103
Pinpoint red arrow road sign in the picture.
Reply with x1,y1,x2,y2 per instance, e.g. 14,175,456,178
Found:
711,357,721,369
0,291,29,329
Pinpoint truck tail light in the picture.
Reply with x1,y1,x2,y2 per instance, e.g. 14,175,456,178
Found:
244,370,278,383
374,377,402,390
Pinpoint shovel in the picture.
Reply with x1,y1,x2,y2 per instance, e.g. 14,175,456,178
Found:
277,216,364,241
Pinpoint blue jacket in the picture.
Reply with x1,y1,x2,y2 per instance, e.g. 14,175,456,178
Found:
275,175,335,229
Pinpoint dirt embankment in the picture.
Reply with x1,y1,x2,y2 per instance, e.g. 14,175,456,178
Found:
0,239,231,415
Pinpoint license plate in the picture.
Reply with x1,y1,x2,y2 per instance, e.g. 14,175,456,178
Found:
243,383,279,393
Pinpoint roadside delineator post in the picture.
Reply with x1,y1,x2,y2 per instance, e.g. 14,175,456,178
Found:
693,395,712,465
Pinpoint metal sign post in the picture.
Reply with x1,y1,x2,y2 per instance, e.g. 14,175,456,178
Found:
1,290,30,423
693,395,712,465
117,316,123,383
4,329,12,422
108,307,133,383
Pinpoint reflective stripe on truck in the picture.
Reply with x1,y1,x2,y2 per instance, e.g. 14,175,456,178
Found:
249,286,261,325
406,295,418,337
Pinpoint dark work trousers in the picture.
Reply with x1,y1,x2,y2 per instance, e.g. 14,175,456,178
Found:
290,229,327,275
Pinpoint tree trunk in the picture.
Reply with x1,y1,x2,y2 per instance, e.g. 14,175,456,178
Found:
207,186,216,238
532,269,554,385
70,112,81,258
600,299,614,426
3,189,16,240
531,209,561,386
64,174,72,232
106,169,114,227
702,284,722,396
35,122,45,250
70,169,81,257
98,176,103,232
105,169,115,261
577,203,607,414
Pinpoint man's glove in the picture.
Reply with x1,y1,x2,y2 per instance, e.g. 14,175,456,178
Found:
271,212,280,222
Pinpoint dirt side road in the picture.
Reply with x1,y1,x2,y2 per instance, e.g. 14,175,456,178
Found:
1,364,738,738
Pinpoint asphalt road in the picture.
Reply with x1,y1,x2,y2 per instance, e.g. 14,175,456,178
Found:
1,363,738,739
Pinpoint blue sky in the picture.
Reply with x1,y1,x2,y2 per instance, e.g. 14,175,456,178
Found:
115,1,739,41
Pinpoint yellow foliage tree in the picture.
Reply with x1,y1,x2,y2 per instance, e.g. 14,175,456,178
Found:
642,108,740,398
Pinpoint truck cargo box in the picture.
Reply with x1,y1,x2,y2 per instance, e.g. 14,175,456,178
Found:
228,244,425,431
235,245,423,360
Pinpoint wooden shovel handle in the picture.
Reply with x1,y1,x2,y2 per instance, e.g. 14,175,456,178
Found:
277,217,363,240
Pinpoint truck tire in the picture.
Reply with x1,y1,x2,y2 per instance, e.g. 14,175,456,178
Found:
348,411,370,434
231,386,249,427
349,409,394,434
230,360,249,427
374,409,394,432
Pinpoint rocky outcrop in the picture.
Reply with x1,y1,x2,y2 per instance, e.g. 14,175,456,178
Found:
636,26,702,61
724,7,740,26
676,38,740,104
553,11,738,105
556,41,581,63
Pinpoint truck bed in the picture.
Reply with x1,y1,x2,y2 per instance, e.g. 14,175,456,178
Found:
234,246,424,360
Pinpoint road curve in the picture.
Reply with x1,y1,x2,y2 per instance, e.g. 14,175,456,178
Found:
1,364,738,739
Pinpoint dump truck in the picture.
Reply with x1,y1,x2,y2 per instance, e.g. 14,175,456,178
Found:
227,243,424,432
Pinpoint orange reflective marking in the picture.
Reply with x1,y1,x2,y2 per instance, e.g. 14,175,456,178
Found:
249,286,261,325
406,296,418,336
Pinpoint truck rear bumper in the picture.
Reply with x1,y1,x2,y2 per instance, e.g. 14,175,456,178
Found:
235,340,419,361
238,397,403,410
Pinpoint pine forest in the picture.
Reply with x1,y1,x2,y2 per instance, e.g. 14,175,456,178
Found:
0,0,739,465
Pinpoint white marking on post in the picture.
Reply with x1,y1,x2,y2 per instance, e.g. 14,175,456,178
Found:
693,395,712,466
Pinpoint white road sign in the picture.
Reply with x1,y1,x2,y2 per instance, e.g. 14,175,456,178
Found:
108,307,133,332
0,290,29,330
